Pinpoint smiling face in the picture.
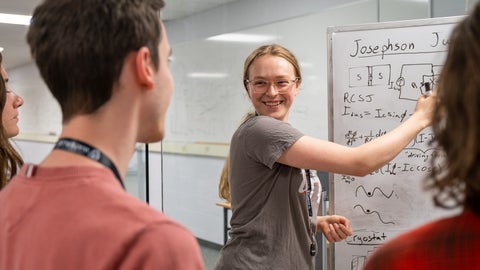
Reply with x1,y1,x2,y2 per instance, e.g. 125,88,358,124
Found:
1,66,24,138
246,55,299,122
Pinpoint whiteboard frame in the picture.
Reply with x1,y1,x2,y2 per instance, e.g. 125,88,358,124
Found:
326,15,463,270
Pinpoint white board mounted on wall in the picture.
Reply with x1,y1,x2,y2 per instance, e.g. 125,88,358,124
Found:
327,16,462,270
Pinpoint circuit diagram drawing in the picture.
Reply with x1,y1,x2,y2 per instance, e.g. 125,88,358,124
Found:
393,63,442,100
348,63,442,101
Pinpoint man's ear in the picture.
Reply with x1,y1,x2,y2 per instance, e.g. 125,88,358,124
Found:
135,47,155,89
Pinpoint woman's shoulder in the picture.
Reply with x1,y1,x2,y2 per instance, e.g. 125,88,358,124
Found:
235,115,302,141
244,115,290,129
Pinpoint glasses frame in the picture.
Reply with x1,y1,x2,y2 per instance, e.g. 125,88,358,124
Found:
245,77,300,94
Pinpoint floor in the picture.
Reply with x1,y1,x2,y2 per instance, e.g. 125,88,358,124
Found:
199,241,222,270
199,237,327,270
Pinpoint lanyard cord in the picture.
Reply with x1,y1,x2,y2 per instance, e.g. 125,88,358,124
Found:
306,169,313,217
54,138,125,190
305,169,316,257
306,169,312,191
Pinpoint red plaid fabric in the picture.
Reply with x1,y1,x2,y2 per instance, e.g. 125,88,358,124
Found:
363,210,480,270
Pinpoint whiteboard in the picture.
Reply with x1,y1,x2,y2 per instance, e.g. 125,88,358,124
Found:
164,1,380,146
327,16,462,270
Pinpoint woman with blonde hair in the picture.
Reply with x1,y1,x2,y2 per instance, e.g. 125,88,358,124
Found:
215,44,435,269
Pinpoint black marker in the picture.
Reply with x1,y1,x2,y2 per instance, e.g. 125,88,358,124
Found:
424,82,432,95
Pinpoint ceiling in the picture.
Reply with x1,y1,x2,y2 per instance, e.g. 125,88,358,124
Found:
0,0,238,69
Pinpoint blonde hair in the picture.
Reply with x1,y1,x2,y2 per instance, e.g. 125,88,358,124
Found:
218,111,256,202
218,155,231,202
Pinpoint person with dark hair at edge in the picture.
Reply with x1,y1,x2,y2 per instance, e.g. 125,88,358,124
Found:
363,3,480,269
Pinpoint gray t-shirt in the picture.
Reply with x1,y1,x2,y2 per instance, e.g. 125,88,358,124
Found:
215,116,317,270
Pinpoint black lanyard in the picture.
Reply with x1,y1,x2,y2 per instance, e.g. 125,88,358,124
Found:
305,169,316,256
54,138,125,190
306,169,313,217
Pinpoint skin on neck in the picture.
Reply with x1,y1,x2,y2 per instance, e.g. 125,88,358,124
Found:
40,52,145,180
46,110,138,179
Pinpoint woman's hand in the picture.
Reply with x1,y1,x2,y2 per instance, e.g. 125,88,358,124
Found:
316,215,352,243
413,90,437,129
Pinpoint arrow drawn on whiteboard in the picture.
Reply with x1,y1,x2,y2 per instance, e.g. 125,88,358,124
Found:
353,204,395,225
355,185,394,199
403,146,436,154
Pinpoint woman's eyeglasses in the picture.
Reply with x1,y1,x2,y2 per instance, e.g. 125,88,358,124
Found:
245,78,299,94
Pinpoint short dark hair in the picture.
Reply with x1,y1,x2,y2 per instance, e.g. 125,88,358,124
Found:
27,0,166,122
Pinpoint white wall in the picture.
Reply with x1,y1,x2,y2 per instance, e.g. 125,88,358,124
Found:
9,0,475,247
